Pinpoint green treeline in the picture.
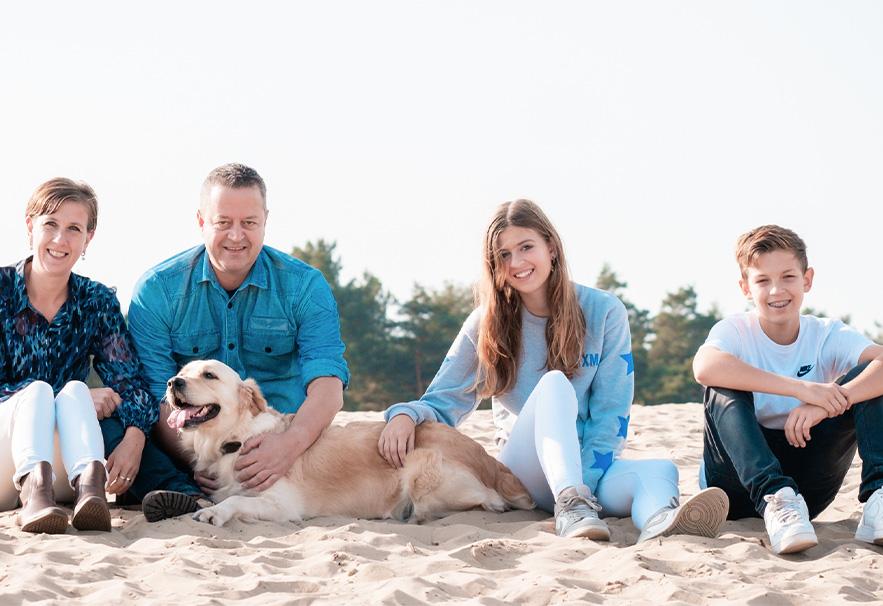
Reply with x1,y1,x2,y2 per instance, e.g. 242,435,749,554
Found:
294,240,726,409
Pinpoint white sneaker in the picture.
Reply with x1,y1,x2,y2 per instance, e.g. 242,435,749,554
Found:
855,487,883,545
763,487,818,555
637,487,729,543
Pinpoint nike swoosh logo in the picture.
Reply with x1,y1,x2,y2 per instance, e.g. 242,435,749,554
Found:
797,364,814,378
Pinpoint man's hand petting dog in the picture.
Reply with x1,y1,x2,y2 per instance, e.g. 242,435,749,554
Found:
235,430,301,491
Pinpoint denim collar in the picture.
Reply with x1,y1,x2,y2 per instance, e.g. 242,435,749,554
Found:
196,246,269,293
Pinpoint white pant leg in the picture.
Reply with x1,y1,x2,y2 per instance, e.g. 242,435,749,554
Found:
595,458,679,529
0,382,57,510
499,371,584,513
55,380,105,484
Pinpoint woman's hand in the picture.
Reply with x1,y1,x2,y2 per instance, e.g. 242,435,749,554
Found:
378,414,416,468
194,470,220,495
90,387,122,420
106,427,145,494
784,404,828,448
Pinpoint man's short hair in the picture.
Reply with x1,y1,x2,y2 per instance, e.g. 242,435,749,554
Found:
27,178,98,232
200,163,267,208
735,224,808,277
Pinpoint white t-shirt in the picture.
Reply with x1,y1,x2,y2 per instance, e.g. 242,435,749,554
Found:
700,312,872,429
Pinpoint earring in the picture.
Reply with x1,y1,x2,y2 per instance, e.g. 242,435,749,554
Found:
81,251,86,261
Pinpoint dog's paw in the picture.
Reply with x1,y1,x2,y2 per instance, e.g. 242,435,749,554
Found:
193,506,231,527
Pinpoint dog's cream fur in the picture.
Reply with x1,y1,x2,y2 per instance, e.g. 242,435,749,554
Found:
165,360,535,526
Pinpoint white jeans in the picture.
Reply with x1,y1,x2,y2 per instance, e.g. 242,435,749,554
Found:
499,371,679,529
0,380,105,510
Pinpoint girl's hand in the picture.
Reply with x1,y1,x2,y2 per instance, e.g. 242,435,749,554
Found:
106,427,145,494
378,414,416,468
784,404,828,448
90,387,122,420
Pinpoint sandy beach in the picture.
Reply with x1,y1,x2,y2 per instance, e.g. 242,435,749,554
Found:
1,403,881,605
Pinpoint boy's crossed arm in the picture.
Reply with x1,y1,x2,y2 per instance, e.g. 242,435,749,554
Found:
693,347,849,415
694,344,883,448
838,344,883,406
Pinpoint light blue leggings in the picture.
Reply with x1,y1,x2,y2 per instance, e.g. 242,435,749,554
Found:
498,371,679,529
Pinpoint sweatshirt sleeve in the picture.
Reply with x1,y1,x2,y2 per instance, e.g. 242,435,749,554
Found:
384,313,481,427
579,298,635,493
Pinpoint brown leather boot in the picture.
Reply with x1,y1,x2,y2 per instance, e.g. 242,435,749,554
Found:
17,461,68,534
71,460,111,531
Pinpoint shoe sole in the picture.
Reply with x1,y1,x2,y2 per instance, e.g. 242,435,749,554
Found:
854,524,883,545
142,491,199,523
72,496,112,532
775,532,818,554
561,520,611,540
660,487,730,539
20,510,69,534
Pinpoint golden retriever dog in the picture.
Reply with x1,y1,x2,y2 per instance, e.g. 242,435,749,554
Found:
165,360,535,526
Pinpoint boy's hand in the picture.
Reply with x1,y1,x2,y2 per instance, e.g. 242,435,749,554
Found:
784,404,828,448
799,381,849,416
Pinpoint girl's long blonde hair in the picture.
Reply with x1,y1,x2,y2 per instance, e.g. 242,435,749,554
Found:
475,200,586,398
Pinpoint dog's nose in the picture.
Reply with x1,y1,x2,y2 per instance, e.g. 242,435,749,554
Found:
168,377,186,389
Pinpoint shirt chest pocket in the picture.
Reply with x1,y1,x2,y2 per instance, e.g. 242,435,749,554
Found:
170,332,221,366
241,330,296,378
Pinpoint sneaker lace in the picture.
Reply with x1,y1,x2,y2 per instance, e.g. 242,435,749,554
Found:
764,493,803,525
560,493,602,515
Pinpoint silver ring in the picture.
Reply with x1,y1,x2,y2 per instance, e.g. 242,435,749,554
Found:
122,476,132,482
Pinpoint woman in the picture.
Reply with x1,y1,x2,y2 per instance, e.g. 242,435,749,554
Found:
379,200,728,542
0,178,158,533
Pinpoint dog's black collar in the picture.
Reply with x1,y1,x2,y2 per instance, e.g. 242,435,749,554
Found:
220,441,242,455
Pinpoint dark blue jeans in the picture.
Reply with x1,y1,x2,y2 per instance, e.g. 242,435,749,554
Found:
100,415,200,501
703,363,883,520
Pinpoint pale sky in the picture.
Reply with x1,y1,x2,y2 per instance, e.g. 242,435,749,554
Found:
2,2,881,333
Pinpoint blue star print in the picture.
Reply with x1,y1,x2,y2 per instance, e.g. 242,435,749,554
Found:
617,416,630,438
620,353,634,375
591,450,614,472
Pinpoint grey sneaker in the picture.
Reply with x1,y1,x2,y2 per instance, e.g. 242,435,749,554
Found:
637,487,729,543
554,485,610,540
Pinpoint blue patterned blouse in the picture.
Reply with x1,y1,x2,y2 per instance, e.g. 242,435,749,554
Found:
1,259,157,434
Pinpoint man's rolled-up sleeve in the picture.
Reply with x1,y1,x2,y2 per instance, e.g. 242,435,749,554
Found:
294,273,350,388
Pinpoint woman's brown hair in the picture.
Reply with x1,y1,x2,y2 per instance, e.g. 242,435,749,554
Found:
475,199,586,397
26,178,98,232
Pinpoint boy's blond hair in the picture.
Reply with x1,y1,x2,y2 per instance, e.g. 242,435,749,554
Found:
735,224,808,277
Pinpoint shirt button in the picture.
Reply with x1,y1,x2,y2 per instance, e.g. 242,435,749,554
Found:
227,302,233,309
192,347,199,353
228,343,235,350
264,346,272,353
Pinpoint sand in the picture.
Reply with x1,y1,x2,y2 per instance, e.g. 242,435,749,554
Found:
1,404,881,605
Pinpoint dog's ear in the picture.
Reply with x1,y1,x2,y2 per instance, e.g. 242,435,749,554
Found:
240,378,269,416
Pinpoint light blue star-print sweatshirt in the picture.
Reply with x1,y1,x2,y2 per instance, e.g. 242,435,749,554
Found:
384,283,634,494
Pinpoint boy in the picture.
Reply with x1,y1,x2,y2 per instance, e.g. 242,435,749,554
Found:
693,225,883,555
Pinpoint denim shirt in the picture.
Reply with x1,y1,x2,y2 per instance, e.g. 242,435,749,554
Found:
128,245,349,413
0,259,157,434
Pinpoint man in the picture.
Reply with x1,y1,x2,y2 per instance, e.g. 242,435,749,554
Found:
129,163,349,520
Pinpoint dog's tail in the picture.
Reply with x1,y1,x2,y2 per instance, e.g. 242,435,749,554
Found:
488,458,535,511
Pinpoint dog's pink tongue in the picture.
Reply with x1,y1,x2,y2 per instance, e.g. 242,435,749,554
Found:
167,408,190,430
